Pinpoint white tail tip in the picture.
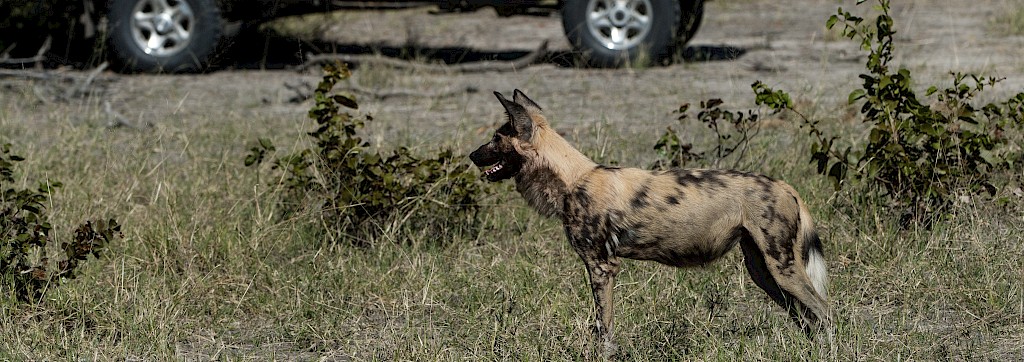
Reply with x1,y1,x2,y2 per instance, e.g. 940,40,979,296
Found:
806,248,828,301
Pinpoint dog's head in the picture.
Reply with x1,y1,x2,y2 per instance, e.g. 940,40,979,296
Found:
470,89,545,182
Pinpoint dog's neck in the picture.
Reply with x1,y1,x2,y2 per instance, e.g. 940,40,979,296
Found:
514,126,596,218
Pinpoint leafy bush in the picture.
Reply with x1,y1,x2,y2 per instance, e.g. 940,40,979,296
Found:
651,99,762,170
247,63,485,245
1,143,121,302
754,0,1024,224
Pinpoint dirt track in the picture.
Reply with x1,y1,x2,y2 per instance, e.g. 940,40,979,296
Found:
9,0,1024,148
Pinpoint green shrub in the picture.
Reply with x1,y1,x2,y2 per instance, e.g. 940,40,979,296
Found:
754,0,1024,224
651,99,762,170
246,63,485,245
1,143,121,303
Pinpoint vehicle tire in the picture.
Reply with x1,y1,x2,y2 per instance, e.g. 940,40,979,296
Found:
677,0,704,46
562,0,681,67
107,0,223,73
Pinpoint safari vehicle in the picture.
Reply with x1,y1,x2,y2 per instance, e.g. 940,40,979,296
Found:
87,0,705,72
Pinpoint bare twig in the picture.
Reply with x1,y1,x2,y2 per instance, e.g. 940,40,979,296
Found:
0,36,50,67
104,101,142,129
35,37,51,58
297,40,548,73
1,42,47,66
0,55,46,66
64,61,109,99
283,81,314,103
80,0,97,38
32,36,51,69
0,43,15,58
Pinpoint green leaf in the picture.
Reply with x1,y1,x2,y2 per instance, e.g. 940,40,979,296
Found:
258,137,275,150
244,154,258,167
333,94,359,109
978,149,1000,166
868,127,887,143
828,162,847,184
848,89,866,104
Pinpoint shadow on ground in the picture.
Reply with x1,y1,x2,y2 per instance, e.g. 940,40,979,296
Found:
1,27,747,72
212,28,747,71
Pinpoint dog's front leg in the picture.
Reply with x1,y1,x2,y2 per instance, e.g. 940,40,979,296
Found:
582,254,621,357
564,213,622,356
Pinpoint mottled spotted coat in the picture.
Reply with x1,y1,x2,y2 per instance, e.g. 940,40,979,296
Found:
470,90,830,355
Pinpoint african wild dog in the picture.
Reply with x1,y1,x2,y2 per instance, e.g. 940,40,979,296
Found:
470,90,830,354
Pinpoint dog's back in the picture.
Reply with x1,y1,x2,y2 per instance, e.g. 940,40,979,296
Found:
563,167,804,267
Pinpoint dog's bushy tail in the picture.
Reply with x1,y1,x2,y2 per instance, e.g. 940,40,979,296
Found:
798,199,828,302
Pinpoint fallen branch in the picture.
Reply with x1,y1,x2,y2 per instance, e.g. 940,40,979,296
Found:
343,84,479,100
297,40,548,73
0,55,46,66
33,37,51,66
1,62,115,107
0,37,49,66
283,81,314,103
0,69,53,80
284,78,477,103
64,61,109,99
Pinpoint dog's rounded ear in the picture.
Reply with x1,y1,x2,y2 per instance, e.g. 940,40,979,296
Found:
513,89,543,113
495,91,534,141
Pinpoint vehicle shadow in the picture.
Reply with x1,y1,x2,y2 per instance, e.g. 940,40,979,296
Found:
679,44,747,63
213,28,746,71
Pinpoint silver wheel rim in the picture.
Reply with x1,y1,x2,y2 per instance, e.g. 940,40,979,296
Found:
585,0,653,50
130,0,194,56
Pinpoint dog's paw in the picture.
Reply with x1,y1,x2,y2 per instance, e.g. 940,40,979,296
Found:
601,340,619,359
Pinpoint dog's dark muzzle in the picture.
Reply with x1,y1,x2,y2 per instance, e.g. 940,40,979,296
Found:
469,144,519,182
469,146,499,168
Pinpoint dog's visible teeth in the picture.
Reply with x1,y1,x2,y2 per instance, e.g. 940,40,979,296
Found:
485,163,503,175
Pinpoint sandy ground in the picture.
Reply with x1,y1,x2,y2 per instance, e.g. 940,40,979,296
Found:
6,0,1024,146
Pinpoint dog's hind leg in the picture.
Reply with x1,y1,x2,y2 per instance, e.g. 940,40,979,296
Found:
738,228,829,334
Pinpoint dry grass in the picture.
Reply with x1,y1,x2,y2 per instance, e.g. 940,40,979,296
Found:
1,69,1022,361
992,3,1024,36
3,1,1024,355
